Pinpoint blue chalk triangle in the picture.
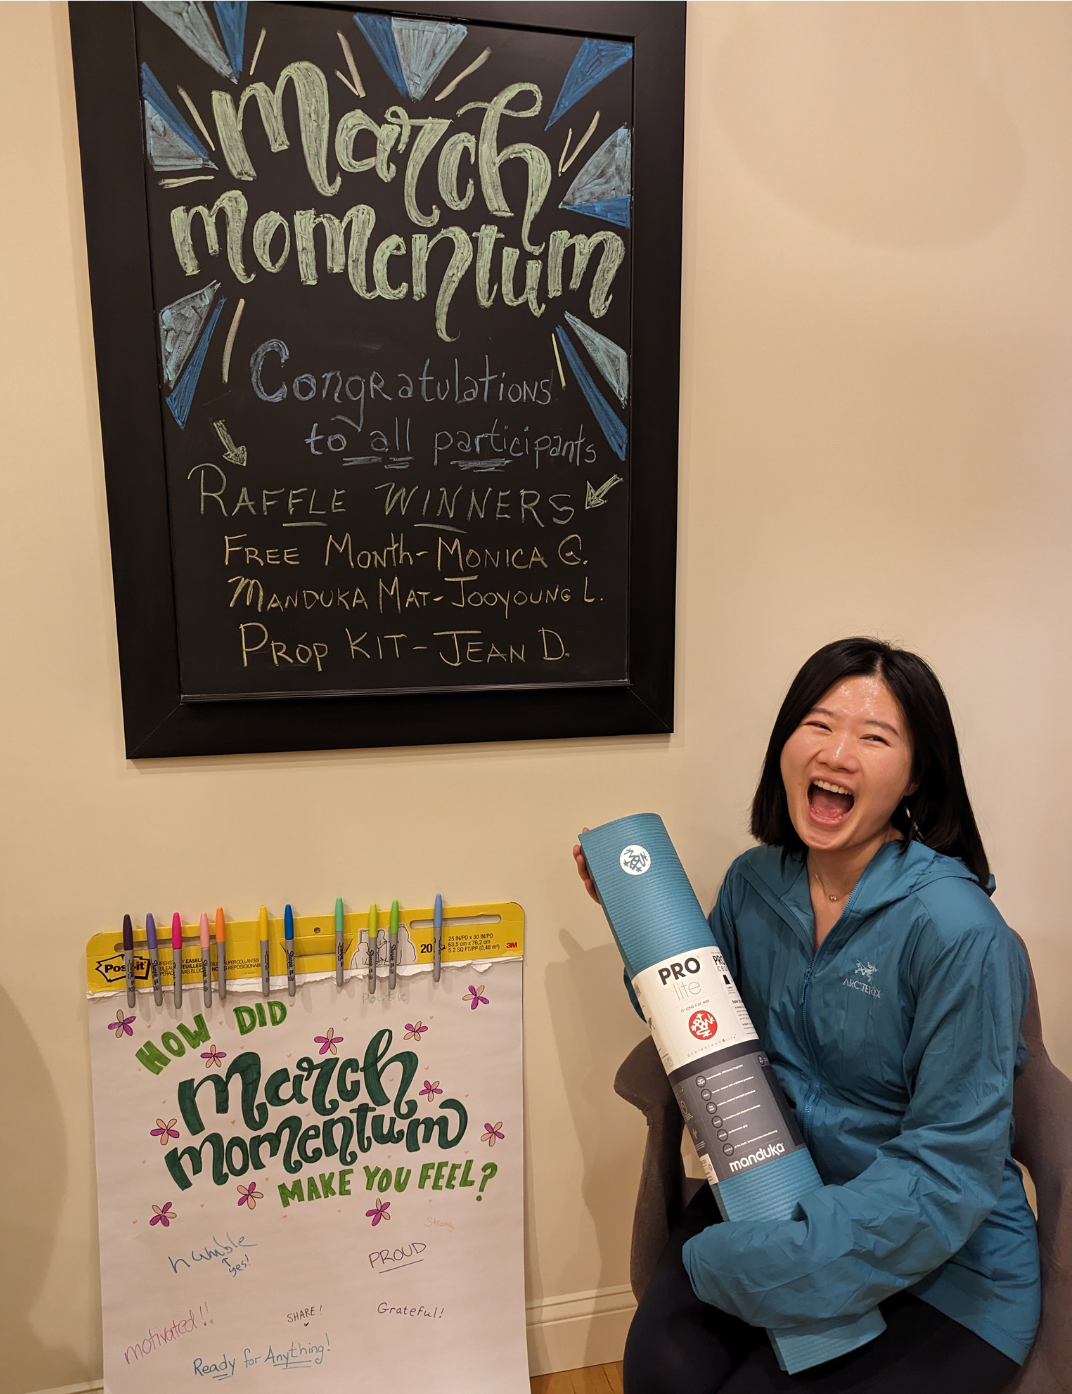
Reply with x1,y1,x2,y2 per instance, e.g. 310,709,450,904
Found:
562,196,631,228
143,2,235,82
392,17,466,100
546,38,632,129
166,297,225,429
555,326,627,461
213,1,247,79
352,12,409,97
140,63,211,162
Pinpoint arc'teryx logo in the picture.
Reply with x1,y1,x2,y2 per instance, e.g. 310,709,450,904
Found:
843,959,882,998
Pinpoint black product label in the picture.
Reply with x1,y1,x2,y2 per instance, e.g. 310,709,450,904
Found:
670,1042,805,1184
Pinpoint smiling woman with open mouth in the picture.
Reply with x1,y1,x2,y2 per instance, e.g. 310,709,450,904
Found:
575,637,1040,1394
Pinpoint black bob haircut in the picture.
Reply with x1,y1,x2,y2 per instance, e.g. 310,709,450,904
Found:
750,638,990,888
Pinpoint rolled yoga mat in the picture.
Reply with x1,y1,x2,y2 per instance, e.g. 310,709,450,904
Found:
580,813,885,1374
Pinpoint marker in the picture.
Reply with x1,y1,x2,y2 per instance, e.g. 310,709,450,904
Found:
146,912,162,1004
367,903,378,993
123,914,136,1006
199,912,212,1008
215,908,226,1002
335,897,345,987
389,900,400,991
259,906,270,997
284,904,296,998
172,913,183,1008
433,893,443,983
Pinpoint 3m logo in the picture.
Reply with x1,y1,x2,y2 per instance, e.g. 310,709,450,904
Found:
506,942,518,949
688,1010,717,1040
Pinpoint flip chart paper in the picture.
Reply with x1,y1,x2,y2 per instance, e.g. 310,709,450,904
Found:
88,959,526,1392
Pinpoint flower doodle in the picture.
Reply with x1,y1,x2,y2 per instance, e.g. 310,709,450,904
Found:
201,1045,227,1068
150,1118,179,1146
482,1122,505,1147
108,1010,136,1038
237,1183,263,1210
404,1020,428,1041
465,985,489,1010
419,1080,443,1100
314,1027,343,1056
149,1202,175,1227
366,1199,391,1226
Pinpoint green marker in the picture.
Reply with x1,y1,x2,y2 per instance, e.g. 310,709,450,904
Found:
389,899,400,992
334,897,345,987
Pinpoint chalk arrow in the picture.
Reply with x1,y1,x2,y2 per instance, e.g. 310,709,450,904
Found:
213,418,247,467
585,473,623,509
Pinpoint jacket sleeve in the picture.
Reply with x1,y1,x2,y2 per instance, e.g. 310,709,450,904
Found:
683,921,1028,1327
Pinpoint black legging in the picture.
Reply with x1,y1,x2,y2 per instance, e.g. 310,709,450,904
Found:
623,1187,1018,1394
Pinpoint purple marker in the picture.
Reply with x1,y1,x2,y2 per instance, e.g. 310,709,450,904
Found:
122,914,135,1007
146,913,162,1005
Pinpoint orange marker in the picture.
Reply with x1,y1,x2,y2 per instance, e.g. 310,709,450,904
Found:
215,908,227,1002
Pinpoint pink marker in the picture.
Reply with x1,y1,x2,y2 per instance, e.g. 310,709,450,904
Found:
199,912,212,1008
172,913,183,1008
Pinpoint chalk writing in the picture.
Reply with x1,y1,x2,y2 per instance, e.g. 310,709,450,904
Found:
131,3,634,701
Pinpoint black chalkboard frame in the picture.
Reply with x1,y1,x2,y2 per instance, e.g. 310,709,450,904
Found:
69,0,685,758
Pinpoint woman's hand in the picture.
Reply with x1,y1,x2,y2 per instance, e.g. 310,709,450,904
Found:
573,829,600,903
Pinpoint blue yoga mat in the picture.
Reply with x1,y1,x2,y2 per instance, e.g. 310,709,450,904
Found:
580,813,885,1374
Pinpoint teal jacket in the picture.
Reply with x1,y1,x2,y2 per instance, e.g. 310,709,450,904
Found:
681,840,1040,1365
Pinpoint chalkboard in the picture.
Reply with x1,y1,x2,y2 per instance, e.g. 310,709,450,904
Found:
70,2,685,756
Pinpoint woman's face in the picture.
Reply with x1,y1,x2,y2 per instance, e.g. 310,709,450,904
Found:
779,675,916,855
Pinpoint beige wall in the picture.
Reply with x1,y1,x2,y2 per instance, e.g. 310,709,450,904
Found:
3,3,1072,1389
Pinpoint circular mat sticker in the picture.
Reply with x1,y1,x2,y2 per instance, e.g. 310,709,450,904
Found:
619,845,652,875
689,1010,717,1040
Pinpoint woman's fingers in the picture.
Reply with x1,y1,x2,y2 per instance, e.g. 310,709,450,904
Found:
573,833,600,903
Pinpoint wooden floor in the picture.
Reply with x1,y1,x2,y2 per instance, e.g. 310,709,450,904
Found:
530,1363,623,1394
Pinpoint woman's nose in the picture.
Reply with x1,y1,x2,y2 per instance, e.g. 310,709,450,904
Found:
821,734,858,771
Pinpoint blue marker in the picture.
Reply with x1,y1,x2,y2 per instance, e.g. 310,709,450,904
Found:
146,912,162,1005
433,894,443,983
284,904,296,997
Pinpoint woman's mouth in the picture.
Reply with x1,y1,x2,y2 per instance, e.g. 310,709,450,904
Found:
807,779,855,826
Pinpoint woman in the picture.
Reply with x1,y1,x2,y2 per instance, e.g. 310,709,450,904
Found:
574,638,1039,1393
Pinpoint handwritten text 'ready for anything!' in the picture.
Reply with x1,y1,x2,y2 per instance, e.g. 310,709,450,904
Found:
169,75,625,340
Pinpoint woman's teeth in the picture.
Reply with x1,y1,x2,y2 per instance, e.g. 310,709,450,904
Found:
807,780,855,823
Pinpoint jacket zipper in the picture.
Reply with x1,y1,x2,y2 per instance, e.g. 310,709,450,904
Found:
798,897,861,1146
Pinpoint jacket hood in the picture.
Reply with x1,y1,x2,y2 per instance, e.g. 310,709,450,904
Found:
740,839,980,931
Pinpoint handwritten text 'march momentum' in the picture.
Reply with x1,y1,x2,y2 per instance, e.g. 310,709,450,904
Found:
167,69,625,340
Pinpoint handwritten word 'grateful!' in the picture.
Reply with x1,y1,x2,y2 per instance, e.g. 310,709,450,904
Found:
377,1303,445,1319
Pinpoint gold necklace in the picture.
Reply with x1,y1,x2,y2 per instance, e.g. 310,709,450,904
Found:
812,869,848,903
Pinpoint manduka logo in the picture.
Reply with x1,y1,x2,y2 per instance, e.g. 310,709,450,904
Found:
619,845,652,876
688,1010,717,1040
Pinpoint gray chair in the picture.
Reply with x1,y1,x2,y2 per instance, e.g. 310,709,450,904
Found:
613,940,1072,1392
